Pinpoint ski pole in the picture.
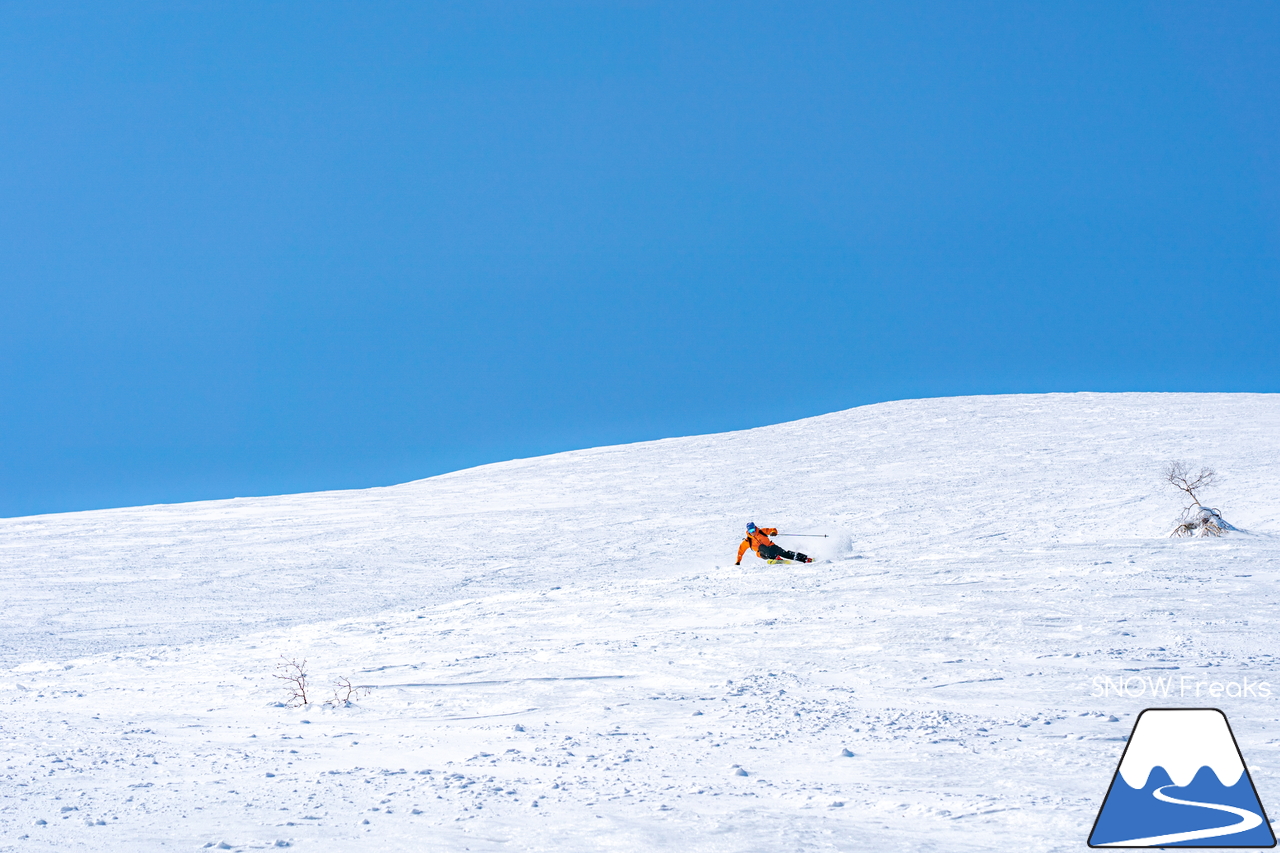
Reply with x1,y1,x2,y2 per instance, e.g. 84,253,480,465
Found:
773,533,828,538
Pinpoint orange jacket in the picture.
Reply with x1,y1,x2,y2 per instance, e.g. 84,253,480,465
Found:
736,527,778,563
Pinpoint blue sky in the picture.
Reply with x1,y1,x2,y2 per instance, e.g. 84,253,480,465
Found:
2,1,1278,518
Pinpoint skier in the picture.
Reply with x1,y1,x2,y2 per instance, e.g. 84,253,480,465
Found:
735,522,813,565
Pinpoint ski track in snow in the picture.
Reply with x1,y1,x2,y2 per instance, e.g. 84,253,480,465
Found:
3,392,1280,851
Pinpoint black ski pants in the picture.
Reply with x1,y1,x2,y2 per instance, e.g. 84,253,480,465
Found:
758,543,803,562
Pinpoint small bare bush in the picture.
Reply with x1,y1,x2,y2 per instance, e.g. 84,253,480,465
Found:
272,657,370,708
1162,462,1235,538
326,676,369,707
274,657,311,707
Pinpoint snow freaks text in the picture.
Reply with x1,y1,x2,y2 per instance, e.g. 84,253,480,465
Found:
1091,675,1273,700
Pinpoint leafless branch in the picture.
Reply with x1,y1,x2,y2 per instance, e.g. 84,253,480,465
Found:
326,676,369,707
273,657,310,707
1170,508,1226,538
1162,461,1218,512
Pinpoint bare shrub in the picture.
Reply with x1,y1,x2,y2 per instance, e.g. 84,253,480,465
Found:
326,676,369,707
1162,462,1234,538
274,657,311,707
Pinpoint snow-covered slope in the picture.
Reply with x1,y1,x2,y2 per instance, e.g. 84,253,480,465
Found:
3,392,1279,851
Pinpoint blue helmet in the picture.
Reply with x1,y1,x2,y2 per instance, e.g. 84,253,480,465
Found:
746,522,757,533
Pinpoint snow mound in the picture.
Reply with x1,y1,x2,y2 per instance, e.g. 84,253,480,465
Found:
1170,506,1240,538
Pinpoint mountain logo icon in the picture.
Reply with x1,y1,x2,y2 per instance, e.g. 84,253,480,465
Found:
1089,708,1276,848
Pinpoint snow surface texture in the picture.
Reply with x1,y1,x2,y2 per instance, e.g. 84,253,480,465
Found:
3,392,1280,852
